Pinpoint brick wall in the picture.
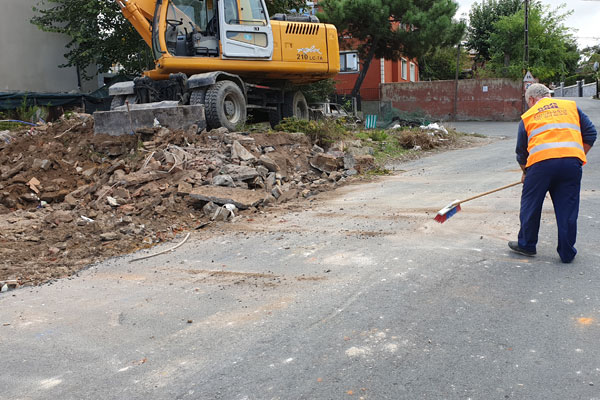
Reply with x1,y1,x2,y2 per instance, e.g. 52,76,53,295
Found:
381,79,524,121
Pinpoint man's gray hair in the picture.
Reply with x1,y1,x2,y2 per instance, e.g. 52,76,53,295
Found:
525,83,551,103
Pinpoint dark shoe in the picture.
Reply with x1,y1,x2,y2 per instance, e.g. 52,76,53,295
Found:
508,241,536,257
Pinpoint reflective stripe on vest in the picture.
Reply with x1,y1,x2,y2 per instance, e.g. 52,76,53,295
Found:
529,141,585,156
528,123,581,142
521,98,585,168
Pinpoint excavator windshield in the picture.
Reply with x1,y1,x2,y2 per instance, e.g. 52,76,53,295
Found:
224,0,267,25
167,0,214,33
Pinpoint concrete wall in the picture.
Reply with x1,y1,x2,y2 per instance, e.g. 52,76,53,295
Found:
381,78,523,121
554,82,597,98
0,0,81,93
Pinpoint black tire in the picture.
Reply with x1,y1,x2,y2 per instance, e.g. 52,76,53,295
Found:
282,91,309,120
268,105,282,129
110,95,125,110
204,81,246,131
190,88,206,105
110,94,137,110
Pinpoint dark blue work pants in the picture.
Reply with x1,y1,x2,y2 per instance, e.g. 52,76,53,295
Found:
518,157,582,263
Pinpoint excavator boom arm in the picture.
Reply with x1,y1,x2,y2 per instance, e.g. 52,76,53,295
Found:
114,0,157,47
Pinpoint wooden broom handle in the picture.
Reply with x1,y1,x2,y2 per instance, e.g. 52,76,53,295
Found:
456,181,522,205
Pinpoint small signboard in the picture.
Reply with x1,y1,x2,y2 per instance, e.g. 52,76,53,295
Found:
523,70,535,82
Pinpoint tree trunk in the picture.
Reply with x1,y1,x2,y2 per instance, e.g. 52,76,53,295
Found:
351,40,379,98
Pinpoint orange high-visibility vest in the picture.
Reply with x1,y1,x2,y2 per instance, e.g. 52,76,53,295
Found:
521,97,586,168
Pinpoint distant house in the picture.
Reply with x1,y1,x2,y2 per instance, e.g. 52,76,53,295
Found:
0,0,97,94
309,1,419,101
336,45,419,101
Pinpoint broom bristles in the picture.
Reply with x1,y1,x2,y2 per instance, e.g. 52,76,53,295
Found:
434,203,461,223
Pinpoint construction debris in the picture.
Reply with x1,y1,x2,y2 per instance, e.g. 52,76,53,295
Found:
0,113,375,286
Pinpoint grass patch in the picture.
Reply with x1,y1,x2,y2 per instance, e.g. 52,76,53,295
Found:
275,117,349,146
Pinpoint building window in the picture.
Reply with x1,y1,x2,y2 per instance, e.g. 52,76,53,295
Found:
340,51,359,73
401,59,407,80
410,62,416,82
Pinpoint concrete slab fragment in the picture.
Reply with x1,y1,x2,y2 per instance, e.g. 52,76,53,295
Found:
188,186,264,209
94,104,206,136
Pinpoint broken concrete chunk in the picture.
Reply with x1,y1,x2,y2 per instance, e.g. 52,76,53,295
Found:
189,186,264,209
354,155,375,173
40,159,52,171
310,153,340,173
343,154,356,170
106,196,119,207
256,165,269,179
265,172,276,191
271,186,283,199
278,188,299,203
45,210,74,224
177,182,193,195
82,167,97,178
223,132,255,145
231,140,256,162
329,171,342,181
1,162,25,180
212,174,235,187
219,165,259,181
211,206,233,221
258,154,279,172
312,144,324,153
202,201,219,217
122,171,163,187
100,232,120,241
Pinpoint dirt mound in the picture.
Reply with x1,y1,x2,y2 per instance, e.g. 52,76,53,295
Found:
0,115,370,286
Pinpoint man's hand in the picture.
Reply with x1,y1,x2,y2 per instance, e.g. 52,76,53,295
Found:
520,164,526,183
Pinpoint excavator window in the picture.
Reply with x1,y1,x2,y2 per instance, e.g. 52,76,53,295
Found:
224,0,266,26
167,0,218,57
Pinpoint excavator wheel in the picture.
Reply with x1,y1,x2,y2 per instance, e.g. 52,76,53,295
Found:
110,94,137,110
189,88,206,105
205,81,247,131
282,91,309,120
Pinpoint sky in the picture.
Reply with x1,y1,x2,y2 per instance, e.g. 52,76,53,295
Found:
455,0,600,50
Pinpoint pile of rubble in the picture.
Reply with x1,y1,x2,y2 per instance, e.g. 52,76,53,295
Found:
0,114,375,285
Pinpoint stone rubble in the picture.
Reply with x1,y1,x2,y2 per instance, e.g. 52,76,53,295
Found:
0,113,375,286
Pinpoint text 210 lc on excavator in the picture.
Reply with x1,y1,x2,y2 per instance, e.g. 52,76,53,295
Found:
109,0,340,130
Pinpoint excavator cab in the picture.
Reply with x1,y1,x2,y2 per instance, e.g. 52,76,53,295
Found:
159,0,273,59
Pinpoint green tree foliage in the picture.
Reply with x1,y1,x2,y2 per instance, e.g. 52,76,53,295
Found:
579,45,600,74
319,0,465,97
31,0,150,80
300,79,337,103
265,0,310,15
418,46,471,81
30,0,311,80
465,0,522,63
486,2,578,82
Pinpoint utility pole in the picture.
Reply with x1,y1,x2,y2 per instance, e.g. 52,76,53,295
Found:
522,0,529,112
454,43,460,121
523,0,529,72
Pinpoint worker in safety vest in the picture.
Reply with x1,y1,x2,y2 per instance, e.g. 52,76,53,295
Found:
509,83,597,262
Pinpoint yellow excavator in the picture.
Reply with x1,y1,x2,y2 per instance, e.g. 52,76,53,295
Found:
108,0,340,130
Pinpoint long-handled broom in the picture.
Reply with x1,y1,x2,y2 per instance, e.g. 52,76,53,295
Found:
434,181,522,223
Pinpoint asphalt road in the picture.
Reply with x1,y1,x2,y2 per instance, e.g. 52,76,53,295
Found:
2,98,599,400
